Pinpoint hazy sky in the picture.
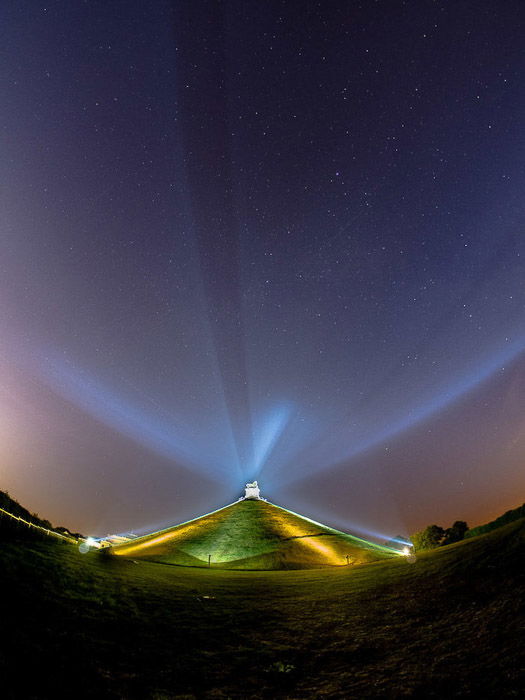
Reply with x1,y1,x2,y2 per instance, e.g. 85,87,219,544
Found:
1,1,524,540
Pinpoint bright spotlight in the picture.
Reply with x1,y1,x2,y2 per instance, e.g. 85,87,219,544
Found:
401,544,416,563
79,536,100,553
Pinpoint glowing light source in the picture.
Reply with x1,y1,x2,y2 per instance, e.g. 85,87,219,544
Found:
79,536,100,553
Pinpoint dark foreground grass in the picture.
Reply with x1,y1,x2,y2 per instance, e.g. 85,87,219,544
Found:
1,519,524,699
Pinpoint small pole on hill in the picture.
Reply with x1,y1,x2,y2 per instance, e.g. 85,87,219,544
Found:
208,554,211,568
346,554,350,565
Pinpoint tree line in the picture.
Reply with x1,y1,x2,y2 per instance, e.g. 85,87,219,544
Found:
411,501,525,551
411,520,468,551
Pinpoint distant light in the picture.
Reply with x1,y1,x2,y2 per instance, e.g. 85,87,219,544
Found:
402,546,410,556
86,537,97,547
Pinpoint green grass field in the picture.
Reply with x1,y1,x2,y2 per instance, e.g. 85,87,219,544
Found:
1,518,524,698
111,499,396,569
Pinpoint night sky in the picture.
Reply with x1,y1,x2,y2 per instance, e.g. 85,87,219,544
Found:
1,1,524,541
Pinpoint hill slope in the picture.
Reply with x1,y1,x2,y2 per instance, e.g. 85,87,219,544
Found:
111,498,396,569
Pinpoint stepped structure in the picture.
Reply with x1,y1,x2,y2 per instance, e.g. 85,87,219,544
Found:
110,483,398,570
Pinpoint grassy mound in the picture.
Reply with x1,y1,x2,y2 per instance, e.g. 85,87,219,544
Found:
1,517,523,698
111,498,396,569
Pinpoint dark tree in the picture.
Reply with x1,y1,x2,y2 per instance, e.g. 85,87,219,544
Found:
443,520,469,545
411,524,445,551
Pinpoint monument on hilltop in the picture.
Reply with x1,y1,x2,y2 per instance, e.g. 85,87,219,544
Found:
109,479,400,570
244,480,260,500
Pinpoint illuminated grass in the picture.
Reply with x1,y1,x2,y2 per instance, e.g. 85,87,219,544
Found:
1,518,523,698
111,499,397,568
